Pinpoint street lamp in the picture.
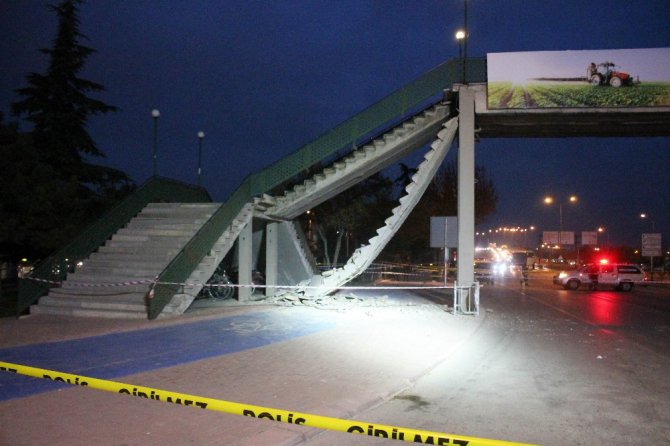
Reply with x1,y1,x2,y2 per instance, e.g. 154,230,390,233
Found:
151,109,160,176
197,131,205,186
544,195,578,259
455,29,466,83
455,30,466,58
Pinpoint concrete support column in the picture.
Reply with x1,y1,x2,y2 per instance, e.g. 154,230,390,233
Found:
238,221,253,301
265,222,279,297
457,86,476,285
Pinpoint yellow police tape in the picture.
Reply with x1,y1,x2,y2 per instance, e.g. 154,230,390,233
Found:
1,361,537,446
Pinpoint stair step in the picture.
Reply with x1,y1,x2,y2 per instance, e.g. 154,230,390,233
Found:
86,252,176,263
31,304,148,319
97,245,181,256
71,266,163,278
128,217,205,224
50,283,150,295
104,239,191,249
40,294,146,309
116,228,198,237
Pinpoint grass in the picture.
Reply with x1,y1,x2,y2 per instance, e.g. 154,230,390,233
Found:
488,81,670,109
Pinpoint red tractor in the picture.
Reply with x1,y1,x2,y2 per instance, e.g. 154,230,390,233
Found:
587,62,636,87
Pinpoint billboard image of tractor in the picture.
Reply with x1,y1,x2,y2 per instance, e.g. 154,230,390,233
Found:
586,62,638,87
486,47,670,109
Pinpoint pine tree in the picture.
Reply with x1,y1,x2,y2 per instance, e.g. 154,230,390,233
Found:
5,0,134,257
11,0,129,189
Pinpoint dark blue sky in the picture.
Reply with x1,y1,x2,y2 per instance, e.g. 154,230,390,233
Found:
1,0,669,249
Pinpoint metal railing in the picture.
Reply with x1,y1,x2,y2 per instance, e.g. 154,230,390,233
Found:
453,281,480,315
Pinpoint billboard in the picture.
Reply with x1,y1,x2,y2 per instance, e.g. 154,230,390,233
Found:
543,231,574,245
487,47,670,109
581,231,598,246
641,233,662,257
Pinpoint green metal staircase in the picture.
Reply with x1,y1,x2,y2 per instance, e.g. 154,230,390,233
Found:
22,58,487,319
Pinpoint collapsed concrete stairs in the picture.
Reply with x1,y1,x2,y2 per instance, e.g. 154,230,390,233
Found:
250,106,457,299
31,203,225,318
303,118,458,296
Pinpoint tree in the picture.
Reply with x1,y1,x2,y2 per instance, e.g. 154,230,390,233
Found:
301,173,395,266
3,0,134,258
394,162,418,189
385,161,498,261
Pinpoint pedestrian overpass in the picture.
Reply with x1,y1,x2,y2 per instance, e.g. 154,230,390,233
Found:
18,57,670,319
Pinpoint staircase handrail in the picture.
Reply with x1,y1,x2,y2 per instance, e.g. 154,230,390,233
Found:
248,57,485,195
148,183,251,319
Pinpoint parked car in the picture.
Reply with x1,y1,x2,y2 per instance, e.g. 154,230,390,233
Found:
553,263,646,291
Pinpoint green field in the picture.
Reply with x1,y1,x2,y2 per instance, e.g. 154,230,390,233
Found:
488,81,670,109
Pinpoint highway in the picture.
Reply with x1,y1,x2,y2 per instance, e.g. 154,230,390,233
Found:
502,270,670,357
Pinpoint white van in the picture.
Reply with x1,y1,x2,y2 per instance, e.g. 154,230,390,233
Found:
553,263,646,291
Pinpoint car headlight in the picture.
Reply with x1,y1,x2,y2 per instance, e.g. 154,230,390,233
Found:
558,272,567,279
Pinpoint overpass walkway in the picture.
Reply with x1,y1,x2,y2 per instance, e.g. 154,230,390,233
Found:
18,57,670,319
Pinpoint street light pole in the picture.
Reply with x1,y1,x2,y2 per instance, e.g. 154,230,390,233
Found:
640,212,656,231
544,195,577,262
455,30,466,83
558,203,564,247
640,213,657,280
597,227,609,253
197,131,205,186
463,0,468,82
151,109,160,177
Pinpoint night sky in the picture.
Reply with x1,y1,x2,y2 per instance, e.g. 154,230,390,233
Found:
1,0,669,249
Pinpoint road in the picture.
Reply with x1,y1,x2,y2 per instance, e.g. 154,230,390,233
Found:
507,272,670,357
307,272,670,445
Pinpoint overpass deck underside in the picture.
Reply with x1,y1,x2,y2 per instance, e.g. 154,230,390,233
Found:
465,84,670,138
476,109,670,138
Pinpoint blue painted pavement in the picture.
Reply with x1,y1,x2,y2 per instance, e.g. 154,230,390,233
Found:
0,309,334,401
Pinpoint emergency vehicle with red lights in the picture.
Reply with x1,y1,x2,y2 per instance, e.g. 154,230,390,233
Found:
553,259,646,291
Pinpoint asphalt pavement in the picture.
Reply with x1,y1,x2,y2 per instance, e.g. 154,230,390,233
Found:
1,277,669,446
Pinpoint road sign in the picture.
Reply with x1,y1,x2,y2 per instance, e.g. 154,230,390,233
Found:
542,231,574,245
430,216,458,248
641,233,662,257
581,231,598,246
